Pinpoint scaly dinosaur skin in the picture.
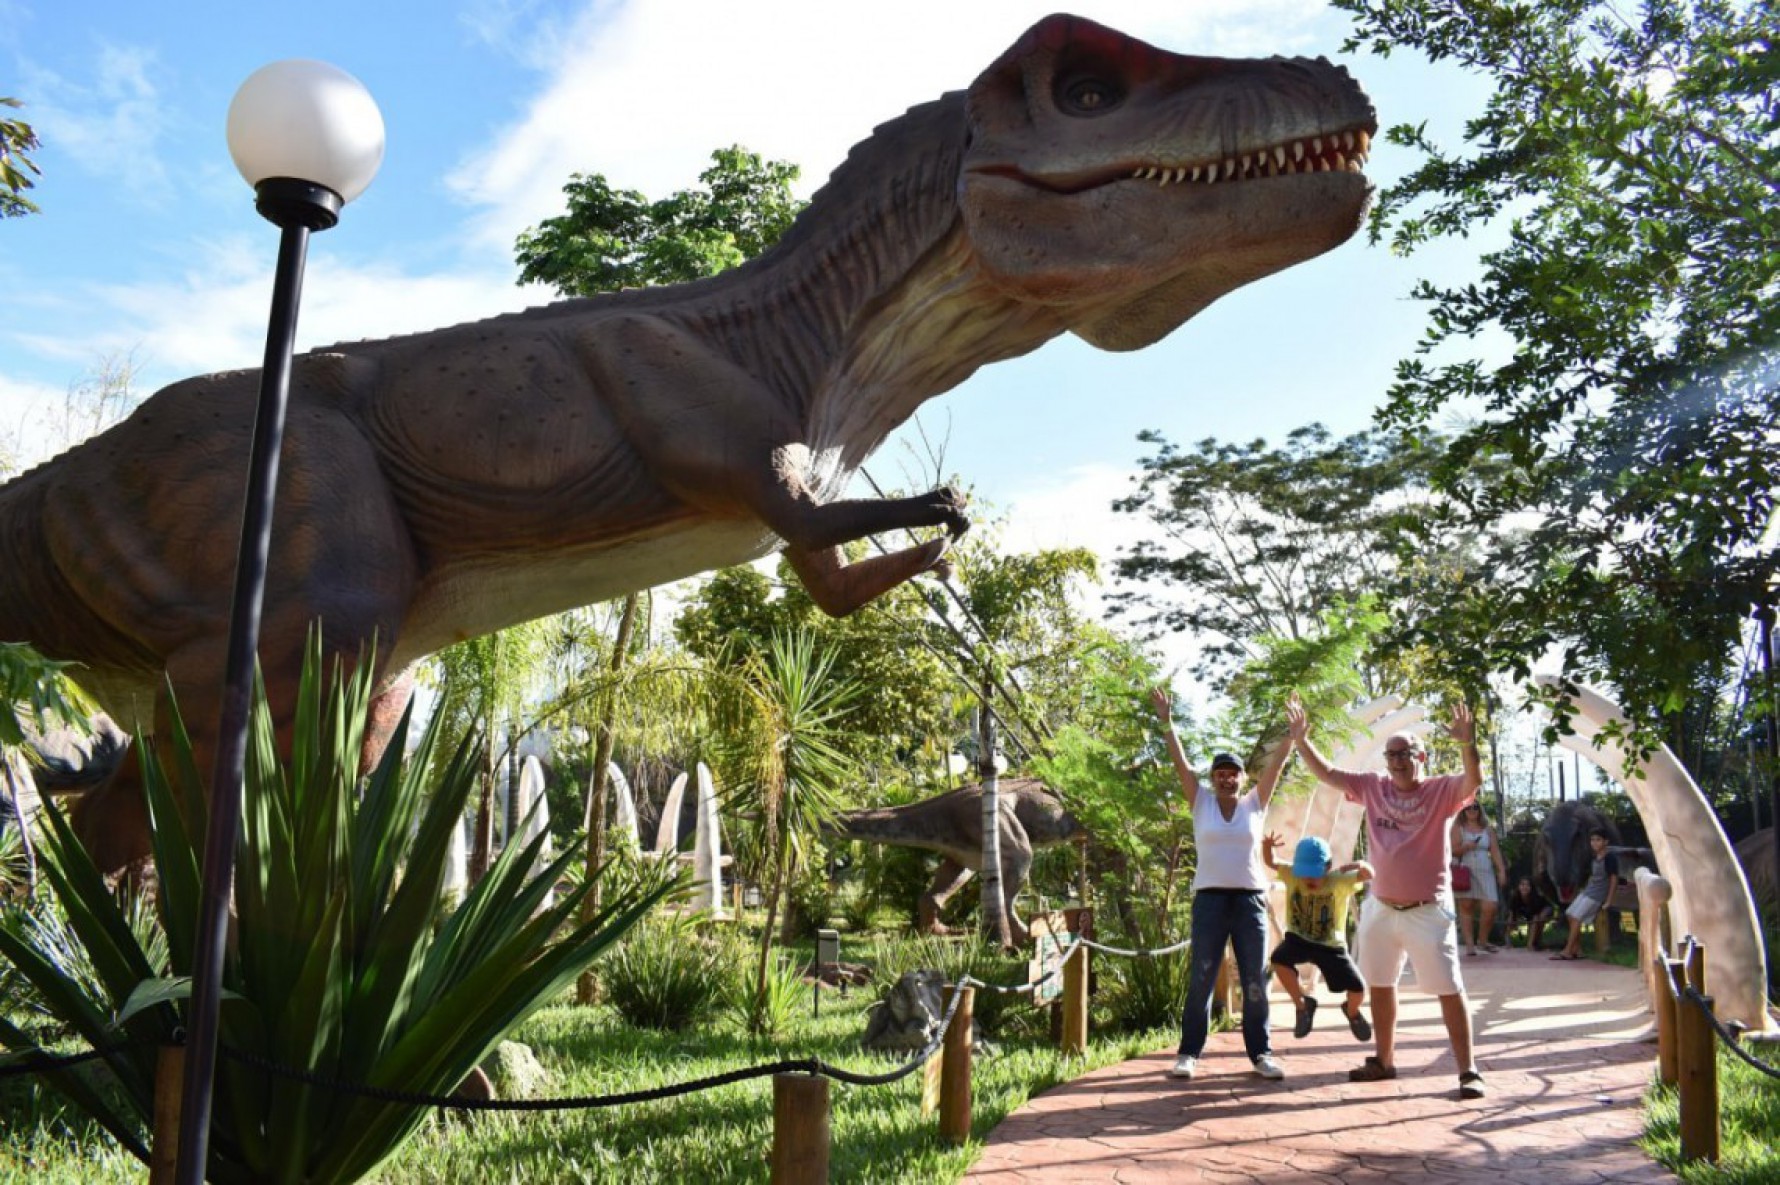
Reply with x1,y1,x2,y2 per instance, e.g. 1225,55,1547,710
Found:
0,15,1376,872
829,779,1081,943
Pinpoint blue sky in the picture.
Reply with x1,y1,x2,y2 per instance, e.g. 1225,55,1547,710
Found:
1,0,1493,666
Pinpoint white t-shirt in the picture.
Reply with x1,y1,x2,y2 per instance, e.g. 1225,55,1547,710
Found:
1191,786,1269,892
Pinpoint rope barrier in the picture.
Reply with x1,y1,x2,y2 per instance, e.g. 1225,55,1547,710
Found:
211,973,973,1111
3,925,1162,1109
1079,935,1190,958
962,936,1087,995
1680,985,1780,1083
0,1039,140,1079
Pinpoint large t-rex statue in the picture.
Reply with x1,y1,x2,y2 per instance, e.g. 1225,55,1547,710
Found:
0,14,1376,872
828,778,1081,943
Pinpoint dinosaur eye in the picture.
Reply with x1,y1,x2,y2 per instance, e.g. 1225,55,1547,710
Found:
1057,75,1123,116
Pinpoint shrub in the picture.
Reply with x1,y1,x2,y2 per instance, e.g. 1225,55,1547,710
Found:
0,635,669,1184
603,919,737,1032
861,932,1030,1035
736,949,807,1038
1104,946,1189,1032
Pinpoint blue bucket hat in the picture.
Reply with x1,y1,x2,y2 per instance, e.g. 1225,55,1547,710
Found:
1292,837,1333,879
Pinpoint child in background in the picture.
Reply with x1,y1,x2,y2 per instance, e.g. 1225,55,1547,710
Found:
1263,833,1374,1040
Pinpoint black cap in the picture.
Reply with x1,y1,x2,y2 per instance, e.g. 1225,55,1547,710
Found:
1209,752,1243,771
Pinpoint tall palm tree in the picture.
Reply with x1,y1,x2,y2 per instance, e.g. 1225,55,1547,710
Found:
713,630,859,1034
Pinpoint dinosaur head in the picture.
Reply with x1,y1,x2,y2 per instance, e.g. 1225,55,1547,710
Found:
961,14,1377,350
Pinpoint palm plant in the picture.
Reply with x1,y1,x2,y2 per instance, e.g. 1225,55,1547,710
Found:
712,630,859,1035
0,634,669,1183
1,640,98,896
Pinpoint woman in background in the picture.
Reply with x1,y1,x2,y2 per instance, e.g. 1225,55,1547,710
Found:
1451,802,1507,955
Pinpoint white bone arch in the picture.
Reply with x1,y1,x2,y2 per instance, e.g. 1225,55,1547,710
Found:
1538,679,1772,1033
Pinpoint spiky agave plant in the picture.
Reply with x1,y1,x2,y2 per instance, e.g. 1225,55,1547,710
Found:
0,632,671,1183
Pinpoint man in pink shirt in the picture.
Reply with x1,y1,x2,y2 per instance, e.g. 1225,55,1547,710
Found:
1287,696,1486,1100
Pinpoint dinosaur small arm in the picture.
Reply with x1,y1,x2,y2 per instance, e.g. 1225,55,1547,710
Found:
0,14,1376,871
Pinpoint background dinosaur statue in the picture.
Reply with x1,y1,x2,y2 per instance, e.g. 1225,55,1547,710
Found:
828,778,1081,943
0,14,1376,872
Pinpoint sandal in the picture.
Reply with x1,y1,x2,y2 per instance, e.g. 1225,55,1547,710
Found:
1348,1056,1397,1082
1482,944,1499,953
1459,1069,1486,1099
1549,953,1581,960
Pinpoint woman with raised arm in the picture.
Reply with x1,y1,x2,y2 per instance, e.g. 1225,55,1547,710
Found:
1151,687,1292,1084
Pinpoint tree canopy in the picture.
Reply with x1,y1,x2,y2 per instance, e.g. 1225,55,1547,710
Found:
1111,423,1446,696
1335,0,1780,742
0,97,41,219
514,146,804,294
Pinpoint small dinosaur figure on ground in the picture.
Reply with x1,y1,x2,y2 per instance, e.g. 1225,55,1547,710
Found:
828,778,1081,943
0,14,1375,872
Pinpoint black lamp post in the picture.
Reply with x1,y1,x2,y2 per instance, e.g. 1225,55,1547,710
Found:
175,60,383,1185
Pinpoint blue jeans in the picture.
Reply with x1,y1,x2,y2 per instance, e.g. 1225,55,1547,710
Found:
1179,888,1271,1060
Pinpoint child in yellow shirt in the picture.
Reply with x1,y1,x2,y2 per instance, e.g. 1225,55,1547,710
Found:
1263,834,1373,1040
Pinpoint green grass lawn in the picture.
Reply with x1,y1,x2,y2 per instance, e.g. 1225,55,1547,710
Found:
0,944,1173,1184
1644,1042,1780,1183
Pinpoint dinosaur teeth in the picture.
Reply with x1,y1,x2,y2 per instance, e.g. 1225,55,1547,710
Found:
1135,138,1370,186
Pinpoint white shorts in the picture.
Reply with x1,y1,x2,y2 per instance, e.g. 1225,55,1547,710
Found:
1566,895,1604,923
1354,898,1465,996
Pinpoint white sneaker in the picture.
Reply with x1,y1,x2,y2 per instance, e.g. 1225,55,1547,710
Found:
1168,1055,1198,1080
1252,1054,1285,1080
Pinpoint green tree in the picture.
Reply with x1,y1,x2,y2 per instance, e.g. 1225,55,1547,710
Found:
673,556,956,764
515,146,803,294
1334,0,1780,750
0,97,41,219
1112,423,1446,695
709,630,858,1033
430,621,553,880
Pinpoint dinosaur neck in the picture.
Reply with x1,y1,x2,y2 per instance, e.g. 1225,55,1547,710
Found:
668,93,1067,477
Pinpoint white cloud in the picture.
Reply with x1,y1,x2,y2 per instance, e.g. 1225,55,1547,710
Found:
24,42,174,202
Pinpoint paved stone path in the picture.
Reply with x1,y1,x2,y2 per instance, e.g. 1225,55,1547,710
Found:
967,946,1678,1183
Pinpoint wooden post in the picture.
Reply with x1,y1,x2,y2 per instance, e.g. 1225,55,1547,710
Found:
1656,958,1680,1087
1676,942,1720,1164
1061,943,1089,1056
939,985,974,1145
150,1044,184,1185
771,1073,829,1184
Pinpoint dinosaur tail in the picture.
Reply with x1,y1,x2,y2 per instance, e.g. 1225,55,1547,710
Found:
824,807,911,844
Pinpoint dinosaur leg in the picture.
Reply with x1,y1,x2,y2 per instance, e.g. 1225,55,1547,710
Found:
921,858,973,936
1001,845,1035,945
785,539,955,618
582,315,972,618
